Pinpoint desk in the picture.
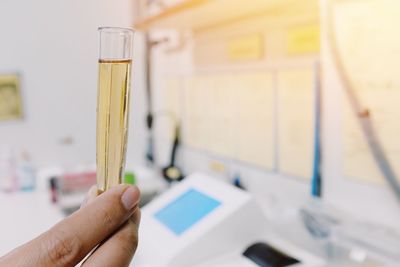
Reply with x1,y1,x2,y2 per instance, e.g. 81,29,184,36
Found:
0,191,63,256
0,172,390,266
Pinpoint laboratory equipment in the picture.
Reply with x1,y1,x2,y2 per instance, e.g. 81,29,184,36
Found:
143,35,169,166
49,170,96,214
133,173,325,267
96,27,134,192
16,151,36,191
300,203,400,265
161,123,184,183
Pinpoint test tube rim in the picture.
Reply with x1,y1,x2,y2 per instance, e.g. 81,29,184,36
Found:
98,26,135,34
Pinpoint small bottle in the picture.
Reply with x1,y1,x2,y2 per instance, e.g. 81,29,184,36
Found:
49,177,58,203
17,151,36,191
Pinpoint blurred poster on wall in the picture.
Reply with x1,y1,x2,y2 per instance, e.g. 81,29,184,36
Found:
332,0,400,183
0,74,23,121
277,69,314,179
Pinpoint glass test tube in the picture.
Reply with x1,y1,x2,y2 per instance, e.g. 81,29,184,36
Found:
96,27,134,192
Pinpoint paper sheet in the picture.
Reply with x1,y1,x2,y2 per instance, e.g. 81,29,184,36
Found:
184,76,214,150
183,72,274,169
183,69,315,173
277,69,314,179
287,23,320,55
204,74,236,157
164,78,181,120
233,72,274,169
334,0,400,183
343,99,385,184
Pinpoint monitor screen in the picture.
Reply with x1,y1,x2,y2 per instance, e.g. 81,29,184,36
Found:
154,188,221,235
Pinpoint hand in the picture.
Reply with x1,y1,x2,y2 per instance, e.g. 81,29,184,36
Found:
0,184,141,267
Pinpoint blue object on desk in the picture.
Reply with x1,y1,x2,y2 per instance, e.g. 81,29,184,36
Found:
154,188,221,235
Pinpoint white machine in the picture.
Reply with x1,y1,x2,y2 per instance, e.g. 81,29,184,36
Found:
132,173,325,267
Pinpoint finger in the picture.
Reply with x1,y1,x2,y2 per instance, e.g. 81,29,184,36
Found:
131,206,141,226
2,184,140,267
80,185,98,208
44,185,140,266
82,209,141,267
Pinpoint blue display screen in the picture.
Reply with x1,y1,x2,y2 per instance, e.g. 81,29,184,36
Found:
154,189,221,235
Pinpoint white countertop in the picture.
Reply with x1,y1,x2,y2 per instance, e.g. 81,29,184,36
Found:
0,171,392,266
0,190,64,256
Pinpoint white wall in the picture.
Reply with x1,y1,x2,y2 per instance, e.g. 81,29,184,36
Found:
0,0,148,168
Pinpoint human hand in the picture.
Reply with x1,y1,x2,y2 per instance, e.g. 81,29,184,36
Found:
0,184,141,267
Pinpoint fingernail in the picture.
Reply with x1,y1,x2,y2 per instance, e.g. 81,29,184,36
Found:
121,186,139,210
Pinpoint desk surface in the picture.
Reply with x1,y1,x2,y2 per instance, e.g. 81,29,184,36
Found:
0,181,388,267
0,191,64,256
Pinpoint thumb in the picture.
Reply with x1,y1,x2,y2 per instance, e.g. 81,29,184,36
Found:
1,184,140,267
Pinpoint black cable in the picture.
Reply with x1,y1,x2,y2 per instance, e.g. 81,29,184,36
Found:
144,34,170,165
143,32,183,181
145,33,155,165
154,112,184,182
170,125,180,166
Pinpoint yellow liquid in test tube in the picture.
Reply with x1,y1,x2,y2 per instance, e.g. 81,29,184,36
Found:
96,59,132,192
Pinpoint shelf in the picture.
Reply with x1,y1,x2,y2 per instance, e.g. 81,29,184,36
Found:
134,0,317,31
